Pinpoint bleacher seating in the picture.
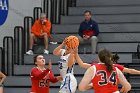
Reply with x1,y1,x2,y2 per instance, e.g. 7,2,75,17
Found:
23,54,132,64
34,43,137,54
51,33,140,42
52,23,140,33
76,0,140,6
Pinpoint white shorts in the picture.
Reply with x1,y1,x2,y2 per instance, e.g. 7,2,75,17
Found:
59,73,77,93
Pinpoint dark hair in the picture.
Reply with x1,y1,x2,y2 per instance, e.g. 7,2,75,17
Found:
33,54,42,64
98,48,113,72
112,53,120,63
84,10,92,15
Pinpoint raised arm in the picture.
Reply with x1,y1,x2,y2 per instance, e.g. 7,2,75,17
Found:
67,53,75,68
115,64,140,74
42,19,51,33
47,60,63,83
53,41,65,56
74,48,91,69
117,68,131,92
123,67,140,74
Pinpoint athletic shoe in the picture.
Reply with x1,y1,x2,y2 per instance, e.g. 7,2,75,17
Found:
44,49,49,54
26,50,33,55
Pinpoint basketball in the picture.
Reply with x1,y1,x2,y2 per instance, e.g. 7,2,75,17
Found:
65,35,79,49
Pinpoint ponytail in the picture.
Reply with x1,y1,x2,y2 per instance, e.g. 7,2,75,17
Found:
98,48,113,72
104,56,113,72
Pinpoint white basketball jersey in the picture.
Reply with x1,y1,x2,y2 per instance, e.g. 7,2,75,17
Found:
58,49,74,78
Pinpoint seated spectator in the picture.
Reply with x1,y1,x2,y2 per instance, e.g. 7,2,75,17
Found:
26,13,52,55
0,71,6,93
77,10,99,54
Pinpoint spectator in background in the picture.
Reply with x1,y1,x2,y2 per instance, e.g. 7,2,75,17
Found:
77,10,99,54
0,71,6,93
26,13,52,55
30,55,62,93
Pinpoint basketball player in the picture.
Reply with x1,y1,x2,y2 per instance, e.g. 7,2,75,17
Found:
91,53,140,74
112,53,140,74
0,72,6,93
79,48,131,93
53,40,91,93
30,54,63,93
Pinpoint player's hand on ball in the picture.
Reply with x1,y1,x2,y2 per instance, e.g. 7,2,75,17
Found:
62,38,66,46
73,47,78,54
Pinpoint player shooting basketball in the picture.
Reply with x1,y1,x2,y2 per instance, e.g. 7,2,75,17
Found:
53,35,91,93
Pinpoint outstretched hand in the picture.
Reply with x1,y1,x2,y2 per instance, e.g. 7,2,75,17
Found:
120,86,129,93
56,76,63,81
48,59,52,70
88,83,93,89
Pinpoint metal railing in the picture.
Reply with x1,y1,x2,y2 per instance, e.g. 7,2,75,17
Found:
43,0,52,21
0,47,6,74
24,16,34,53
33,7,43,22
68,0,76,7
0,47,3,71
43,0,76,24
3,36,14,76
43,0,61,24
1,0,76,76
14,26,24,65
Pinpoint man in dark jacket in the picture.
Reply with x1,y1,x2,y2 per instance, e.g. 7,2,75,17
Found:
78,10,99,54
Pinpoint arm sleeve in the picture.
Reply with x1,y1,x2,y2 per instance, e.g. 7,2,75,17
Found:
114,64,124,72
93,22,99,36
31,20,41,36
42,20,51,35
78,23,83,37
31,68,50,80
48,70,58,83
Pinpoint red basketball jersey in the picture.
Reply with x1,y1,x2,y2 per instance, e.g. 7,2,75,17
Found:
91,63,119,93
114,64,124,72
30,67,50,93
91,63,124,72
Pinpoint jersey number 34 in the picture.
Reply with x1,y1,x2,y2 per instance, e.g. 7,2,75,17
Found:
97,70,117,86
